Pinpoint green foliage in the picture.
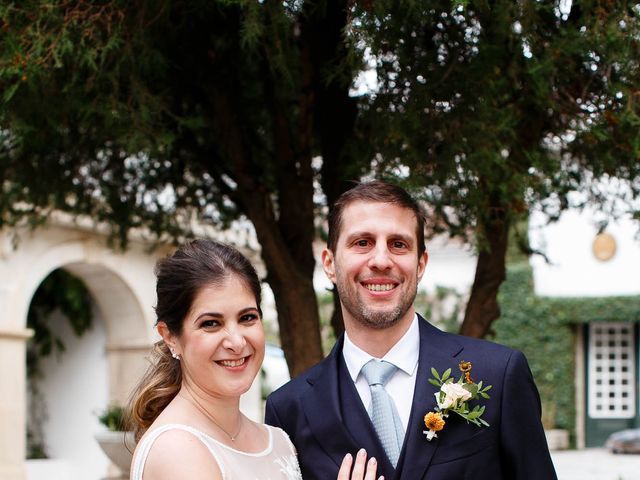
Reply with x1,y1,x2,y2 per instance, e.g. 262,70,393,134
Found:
494,263,575,435
317,291,339,354
27,268,93,377
494,262,640,442
416,286,467,333
506,217,533,265
1,0,364,372
26,430,48,459
97,404,126,432
2,0,640,367
545,295,640,324
355,0,640,245
0,0,365,243
1,1,250,241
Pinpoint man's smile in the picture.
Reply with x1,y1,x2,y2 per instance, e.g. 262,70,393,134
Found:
362,283,397,292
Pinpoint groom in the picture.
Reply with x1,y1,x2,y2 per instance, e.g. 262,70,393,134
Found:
265,181,557,480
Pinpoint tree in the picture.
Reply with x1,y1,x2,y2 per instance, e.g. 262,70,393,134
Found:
3,0,639,366
0,0,366,375
355,0,640,337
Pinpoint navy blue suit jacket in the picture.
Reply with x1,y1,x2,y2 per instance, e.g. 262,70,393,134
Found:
265,316,558,480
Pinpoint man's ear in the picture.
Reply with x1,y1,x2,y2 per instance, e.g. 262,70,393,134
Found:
322,248,337,283
417,251,429,282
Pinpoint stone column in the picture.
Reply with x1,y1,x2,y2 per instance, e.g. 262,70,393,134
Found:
574,324,586,449
0,327,33,480
106,344,154,406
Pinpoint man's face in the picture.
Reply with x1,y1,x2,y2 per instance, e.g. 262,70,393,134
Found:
322,200,428,331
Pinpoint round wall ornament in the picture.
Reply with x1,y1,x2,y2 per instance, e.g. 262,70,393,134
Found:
592,232,617,262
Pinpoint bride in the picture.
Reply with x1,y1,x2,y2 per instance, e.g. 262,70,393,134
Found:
126,239,380,480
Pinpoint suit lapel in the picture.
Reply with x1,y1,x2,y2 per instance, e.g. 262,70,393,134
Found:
300,337,364,470
396,317,464,480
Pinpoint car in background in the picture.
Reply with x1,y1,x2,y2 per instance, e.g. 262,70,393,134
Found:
260,343,291,398
605,428,640,454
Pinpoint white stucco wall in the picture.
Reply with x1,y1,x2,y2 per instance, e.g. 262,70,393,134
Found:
0,222,160,480
530,208,640,297
420,236,477,294
30,308,110,480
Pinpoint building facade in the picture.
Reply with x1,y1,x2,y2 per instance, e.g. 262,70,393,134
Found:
530,207,640,447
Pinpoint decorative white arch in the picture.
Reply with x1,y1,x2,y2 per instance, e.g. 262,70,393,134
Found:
0,223,162,480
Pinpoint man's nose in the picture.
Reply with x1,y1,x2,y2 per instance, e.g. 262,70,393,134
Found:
368,244,393,269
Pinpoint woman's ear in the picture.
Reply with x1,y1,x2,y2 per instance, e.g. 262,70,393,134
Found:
157,321,179,355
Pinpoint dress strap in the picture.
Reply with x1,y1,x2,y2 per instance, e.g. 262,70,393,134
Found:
267,425,297,456
130,424,225,480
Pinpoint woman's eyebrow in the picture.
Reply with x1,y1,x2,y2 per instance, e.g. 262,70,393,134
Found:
193,311,223,323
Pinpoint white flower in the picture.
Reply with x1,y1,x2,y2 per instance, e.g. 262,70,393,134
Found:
423,429,439,441
435,382,472,410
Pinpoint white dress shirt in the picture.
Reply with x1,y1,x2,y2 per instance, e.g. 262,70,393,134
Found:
342,314,420,432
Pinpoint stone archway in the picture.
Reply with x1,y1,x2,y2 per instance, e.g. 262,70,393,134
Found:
0,222,162,480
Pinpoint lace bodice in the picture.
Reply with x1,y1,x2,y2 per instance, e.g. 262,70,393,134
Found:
131,423,302,480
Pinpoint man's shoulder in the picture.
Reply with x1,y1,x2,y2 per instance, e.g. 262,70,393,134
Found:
451,329,515,353
267,349,337,404
419,316,520,361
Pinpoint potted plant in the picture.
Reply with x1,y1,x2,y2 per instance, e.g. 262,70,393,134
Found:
95,404,135,478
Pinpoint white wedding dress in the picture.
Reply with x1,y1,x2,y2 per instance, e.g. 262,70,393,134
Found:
131,423,302,480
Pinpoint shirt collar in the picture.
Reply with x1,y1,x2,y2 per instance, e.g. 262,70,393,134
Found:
343,314,420,381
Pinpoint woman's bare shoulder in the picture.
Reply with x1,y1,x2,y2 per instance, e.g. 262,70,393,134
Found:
141,426,223,480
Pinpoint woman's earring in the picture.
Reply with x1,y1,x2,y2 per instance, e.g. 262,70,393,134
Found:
170,349,181,361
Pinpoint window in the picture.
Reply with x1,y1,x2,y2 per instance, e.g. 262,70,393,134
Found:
588,323,636,418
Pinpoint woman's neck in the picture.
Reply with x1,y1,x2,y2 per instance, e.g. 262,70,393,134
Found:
179,383,244,442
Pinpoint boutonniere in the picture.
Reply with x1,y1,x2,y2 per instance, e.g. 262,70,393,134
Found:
423,360,492,441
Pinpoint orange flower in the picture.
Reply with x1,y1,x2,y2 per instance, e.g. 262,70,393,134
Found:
459,360,472,373
459,360,473,383
424,412,445,432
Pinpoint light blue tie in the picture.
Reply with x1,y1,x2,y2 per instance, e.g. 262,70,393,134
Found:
361,359,405,468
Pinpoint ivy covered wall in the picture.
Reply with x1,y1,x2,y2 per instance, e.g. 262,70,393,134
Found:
493,263,576,437
493,262,640,446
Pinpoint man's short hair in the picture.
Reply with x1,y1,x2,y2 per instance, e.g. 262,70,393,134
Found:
327,180,426,256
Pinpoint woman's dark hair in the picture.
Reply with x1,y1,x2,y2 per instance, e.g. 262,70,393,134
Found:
126,239,262,440
327,180,426,256
154,239,262,335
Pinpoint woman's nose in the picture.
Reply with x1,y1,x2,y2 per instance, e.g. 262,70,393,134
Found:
222,327,246,351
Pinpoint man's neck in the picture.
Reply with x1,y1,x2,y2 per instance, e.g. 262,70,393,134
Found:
344,310,416,358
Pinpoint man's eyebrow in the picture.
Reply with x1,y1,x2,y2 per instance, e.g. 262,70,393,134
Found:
343,231,372,243
343,231,415,244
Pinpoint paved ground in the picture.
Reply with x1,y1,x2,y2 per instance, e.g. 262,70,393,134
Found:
551,448,640,480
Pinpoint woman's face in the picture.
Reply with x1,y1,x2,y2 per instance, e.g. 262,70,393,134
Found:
169,274,265,400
